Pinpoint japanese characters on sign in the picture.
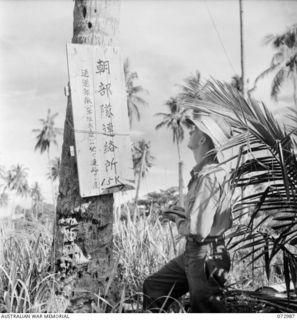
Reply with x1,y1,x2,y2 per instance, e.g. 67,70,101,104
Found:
66,44,134,197
80,68,100,190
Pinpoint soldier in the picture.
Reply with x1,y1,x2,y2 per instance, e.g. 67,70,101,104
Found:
143,113,233,312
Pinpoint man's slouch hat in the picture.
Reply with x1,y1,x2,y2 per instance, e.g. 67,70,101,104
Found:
186,111,231,163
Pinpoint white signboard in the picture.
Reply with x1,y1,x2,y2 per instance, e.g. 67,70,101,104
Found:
66,43,134,197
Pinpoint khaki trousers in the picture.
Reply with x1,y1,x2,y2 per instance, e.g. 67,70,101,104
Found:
143,239,230,313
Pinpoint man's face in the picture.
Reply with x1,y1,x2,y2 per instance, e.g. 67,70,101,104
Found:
187,126,205,150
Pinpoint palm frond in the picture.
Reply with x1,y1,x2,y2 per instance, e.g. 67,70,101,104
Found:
132,139,154,177
271,68,286,100
185,80,297,285
154,112,171,117
286,108,297,134
124,58,148,127
262,33,277,46
130,95,148,107
131,85,149,96
33,109,61,154
251,24,297,101
155,96,188,146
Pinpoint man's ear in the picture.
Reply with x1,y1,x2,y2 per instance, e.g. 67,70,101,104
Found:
199,135,206,145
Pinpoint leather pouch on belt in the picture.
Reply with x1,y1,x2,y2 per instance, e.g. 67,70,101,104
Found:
204,250,231,288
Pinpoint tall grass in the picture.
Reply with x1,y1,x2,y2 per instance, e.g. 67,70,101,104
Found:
0,204,285,313
0,217,67,313
113,206,185,296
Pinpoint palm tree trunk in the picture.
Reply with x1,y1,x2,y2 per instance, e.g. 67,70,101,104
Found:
47,149,56,211
47,148,57,273
293,71,297,108
133,147,146,223
176,139,184,207
55,0,120,312
239,0,246,98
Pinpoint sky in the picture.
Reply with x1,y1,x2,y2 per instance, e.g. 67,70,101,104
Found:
0,0,297,206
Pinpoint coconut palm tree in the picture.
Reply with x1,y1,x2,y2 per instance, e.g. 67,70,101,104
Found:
250,24,297,106
155,97,189,206
33,109,61,207
56,0,122,308
132,139,154,222
33,109,60,153
178,70,204,101
30,181,43,219
6,164,29,197
124,58,148,127
31,181,43,203
184,80,297,301
0,164,29,210
0,165,8,207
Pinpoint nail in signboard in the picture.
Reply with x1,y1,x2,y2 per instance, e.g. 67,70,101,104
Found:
66,44,134,197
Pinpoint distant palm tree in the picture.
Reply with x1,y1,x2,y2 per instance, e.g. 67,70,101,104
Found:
33,109,61,207
30,182,43,203
250,24,297,106
179,71,204,101
155,97,189,206
6,164,29,197
0,166,8,207
124,58,148,127
33,109,60,153
132,139,154,222
30,181,43,219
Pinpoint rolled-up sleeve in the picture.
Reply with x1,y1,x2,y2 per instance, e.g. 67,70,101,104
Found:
176,216,189,236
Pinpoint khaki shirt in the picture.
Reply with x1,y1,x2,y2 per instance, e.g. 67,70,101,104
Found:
176,162,232,241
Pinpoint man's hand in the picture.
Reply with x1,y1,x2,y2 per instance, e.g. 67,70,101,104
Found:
160,205,186,223
163,205,186,217
161,212,178,223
